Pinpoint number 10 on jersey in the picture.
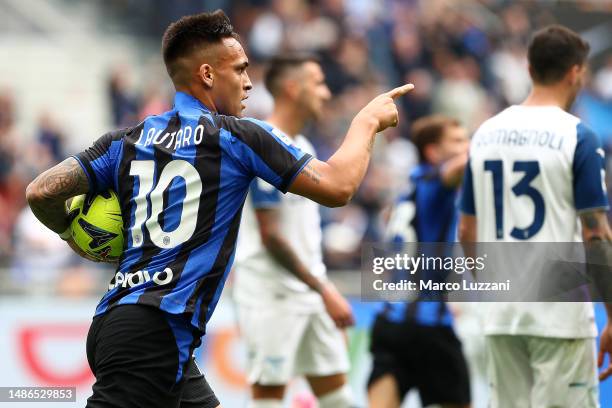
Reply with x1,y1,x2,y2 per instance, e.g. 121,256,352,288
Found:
130,160,202,249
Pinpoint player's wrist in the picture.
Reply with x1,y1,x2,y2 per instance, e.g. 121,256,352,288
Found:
311,279,324,294
318,279,335,295
352,112,380,134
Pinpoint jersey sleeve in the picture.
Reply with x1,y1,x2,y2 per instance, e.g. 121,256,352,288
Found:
72,129,124,193
573,123,609,212
249,178,281,209
458,158,476,215
219,116,313,193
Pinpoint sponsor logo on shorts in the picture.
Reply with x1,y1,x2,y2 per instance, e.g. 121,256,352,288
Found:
109,268,173,290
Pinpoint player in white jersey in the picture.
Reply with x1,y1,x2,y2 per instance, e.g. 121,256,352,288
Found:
234,55,355,408
459,25,612,407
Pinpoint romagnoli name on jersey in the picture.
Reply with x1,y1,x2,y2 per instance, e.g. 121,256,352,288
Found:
475,128,564,150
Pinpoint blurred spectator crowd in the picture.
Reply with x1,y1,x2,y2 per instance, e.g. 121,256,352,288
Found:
1,0,611,293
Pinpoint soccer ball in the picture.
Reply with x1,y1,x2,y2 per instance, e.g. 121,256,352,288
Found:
68,190,124,261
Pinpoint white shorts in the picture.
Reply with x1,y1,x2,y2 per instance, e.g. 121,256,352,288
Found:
486,335,599,408
236,304,350,385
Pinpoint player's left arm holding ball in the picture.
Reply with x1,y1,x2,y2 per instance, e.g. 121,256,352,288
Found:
25,157,100,261
26,132,117,263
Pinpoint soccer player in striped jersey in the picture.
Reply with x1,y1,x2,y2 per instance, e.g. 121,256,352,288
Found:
234,55,354,408
25,10,413,408
458,25,612,407
368,115,471,408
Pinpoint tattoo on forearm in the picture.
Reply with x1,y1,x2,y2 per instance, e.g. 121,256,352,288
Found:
583,212,600,231
581,212,612,243
302,164,322,185
38,158,89,200
581,211,612,302
28,158,89,233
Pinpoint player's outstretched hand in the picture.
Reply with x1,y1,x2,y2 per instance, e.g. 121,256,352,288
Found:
599,322,612,380
355,83,414,133
321,282,354,329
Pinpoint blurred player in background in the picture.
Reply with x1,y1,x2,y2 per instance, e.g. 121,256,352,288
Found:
25,10,413,408
368,115,471,408
459,25,612,408
234,54,355,408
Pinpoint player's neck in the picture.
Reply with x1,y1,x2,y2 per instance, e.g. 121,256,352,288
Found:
175,86,218,113
267,104,307,139
522,85,572,111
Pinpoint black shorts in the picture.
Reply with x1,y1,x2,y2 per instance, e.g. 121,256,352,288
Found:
85,304,219,408
368,315,470,406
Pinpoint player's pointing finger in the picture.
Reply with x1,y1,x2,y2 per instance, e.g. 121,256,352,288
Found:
386,83,415,99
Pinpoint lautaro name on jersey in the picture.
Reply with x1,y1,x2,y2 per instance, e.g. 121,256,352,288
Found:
134,122,212,150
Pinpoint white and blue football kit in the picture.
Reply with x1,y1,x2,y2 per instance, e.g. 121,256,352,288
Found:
234,135,349,386
75,92,312,408
459,105,608,408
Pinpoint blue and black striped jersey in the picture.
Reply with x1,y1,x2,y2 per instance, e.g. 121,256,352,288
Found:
382,163,457,327
74,92,312,331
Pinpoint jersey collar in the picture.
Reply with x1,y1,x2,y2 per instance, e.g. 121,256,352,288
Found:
173,92,212,114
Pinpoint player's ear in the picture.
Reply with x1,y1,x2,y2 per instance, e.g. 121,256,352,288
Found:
527,64,535,81
285,79,301,100
198,64,214,88
567,64,582,86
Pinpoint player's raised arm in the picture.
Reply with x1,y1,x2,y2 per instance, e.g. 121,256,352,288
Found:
25,157,89,236
440,152,468,188
288,84,414,207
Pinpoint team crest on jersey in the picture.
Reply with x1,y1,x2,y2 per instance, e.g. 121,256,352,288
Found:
78,218,118,249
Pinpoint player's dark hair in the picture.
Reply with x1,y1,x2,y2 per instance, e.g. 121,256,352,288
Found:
528,25,590,85
411,115,460,163
264,54,320,97
162,10,239,80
